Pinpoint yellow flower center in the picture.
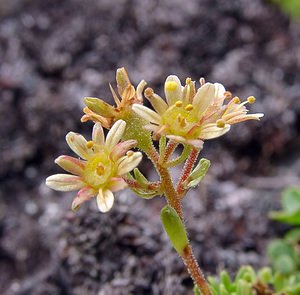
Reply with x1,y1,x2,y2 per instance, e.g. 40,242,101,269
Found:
161,102,201,139
83,150,115,189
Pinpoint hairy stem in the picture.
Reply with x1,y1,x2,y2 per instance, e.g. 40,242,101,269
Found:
182,245,212,295
176,148,199,197
144,145,211,294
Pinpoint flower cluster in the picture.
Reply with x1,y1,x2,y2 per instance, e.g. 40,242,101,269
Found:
132,75,263,148
46,120,142,212
46,67,263,213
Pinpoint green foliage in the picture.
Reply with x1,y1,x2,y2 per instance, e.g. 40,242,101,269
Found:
272,0,300,20
194,266,300,295
160,205,189,256
269,187,300,225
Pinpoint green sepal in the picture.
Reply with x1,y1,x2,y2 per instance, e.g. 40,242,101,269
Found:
160,205,189,256
184,158,210,188
131,187,159,199
133,168,149,187
84,97,116,117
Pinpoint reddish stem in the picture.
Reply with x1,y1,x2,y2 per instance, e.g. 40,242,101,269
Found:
176,148,199,196
163,140,178,163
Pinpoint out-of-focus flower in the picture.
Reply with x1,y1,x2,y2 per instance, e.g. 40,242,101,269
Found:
132,76,264,149
46,120,142,213
81,67,147,128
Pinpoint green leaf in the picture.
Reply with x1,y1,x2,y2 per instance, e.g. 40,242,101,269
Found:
274,255,297,275
282,187,300,213
258,267,273,284
160,205,189,256
133,168,149,186
269,210,300,225
284,228,300,244
193,286,201,295
184,158,210,188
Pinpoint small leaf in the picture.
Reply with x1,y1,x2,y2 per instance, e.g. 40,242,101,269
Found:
282,187,300,213
184,158,210,188
133,168,149,187
160,205,189,256
284,228,300,244
258,267,273,284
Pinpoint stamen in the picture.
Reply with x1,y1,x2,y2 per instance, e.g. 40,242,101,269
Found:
86,141,94,149
96,164,105,176
165,81,178,91
224,91,232,100
233,96,241,104
145,87,154,97
126,151,134,157
247,96,256,104
200,77,205,86
216,119,226,128
185,77,192,85
175,101,183,107
185,104,194,111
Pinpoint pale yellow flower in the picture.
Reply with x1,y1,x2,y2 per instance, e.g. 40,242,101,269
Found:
81,67,146,128
132,75,264,148
46,120,142,212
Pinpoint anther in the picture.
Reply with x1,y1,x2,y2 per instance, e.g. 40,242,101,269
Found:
185,104,194,111
216,119,226,128
96,164,105,176
233,96,241,104
224,91,232,100
175,101,183,107
165,81,178,91
86,141,94,149
200,77,206,86
145,87,154,97
126,151,134,157
247,96,256,104
186,77,192,85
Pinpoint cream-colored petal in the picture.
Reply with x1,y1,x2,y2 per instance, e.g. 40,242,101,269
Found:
200,124,231,140
132,104,161,125
96,189,114,213
55,155,85,176
166,135,187,144
214,83,226,105
226,113,264,124
110,139,137,161
92,123,105,146
71,187,95,211
109,177,128,192
45,174,85,191
105,120,126,150
145,91,168,115
185,139,204,149
193,83,215,115
136,80,147,103
66,132,89,160
117,152,143,175
164,75,183,106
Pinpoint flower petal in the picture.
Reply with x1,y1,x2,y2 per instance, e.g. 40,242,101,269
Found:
214,83,226,105
117,152,143,175
109,177,128,192
226,113,264,124
45,174,85,191
200,124,231,140
145,89,168,115
136,80,147,103
92,123,105,146
110,139,137,161
55,155,85,176
166,135,204,149
164,75,183,106
132,104,161,125
66,132,89,159
105,120,126,150
96,189,114,213
193,83,215,115
71,187,95,211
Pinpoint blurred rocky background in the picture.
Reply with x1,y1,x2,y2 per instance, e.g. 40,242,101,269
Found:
1,0,300,294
